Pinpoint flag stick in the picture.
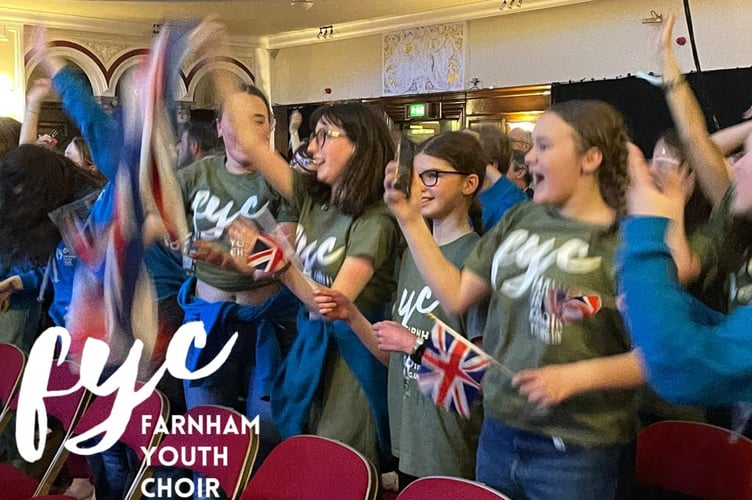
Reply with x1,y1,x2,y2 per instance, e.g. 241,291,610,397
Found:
426,312,517,379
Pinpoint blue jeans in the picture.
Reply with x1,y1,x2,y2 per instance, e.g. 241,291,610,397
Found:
476,417,623,500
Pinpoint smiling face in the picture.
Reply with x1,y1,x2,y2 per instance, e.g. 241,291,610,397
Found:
525,111,588,210
414,152,474,220
307,117,355,187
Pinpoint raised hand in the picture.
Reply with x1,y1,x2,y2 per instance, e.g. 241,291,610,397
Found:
383,159,422,225
27,26,64,77
627,143,681,219
657,11,682,83
27,78,52,107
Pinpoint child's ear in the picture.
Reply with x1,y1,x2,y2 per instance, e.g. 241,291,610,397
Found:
581,146,603,176
463,173,480,195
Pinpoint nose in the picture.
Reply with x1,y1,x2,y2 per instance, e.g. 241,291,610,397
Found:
524,148,535,166
307,139,318,156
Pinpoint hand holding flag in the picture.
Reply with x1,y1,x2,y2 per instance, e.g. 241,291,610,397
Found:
417,313,514,419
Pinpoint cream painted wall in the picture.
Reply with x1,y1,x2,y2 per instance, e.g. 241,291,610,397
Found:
270,34,383,105
271,0,752,104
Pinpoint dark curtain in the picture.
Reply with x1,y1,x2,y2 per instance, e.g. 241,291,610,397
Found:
551,67,752,156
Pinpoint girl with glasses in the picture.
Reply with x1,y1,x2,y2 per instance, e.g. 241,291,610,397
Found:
383,100,642,499
314,131,487,490
223,102,401,469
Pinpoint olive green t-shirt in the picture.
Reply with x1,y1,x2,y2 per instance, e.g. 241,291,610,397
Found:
388,232,483,478
464,201,637,446
290,172,400,312
178,154,296,292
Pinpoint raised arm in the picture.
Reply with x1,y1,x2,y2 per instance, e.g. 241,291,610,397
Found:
619,142,752,404
659,12,730,205
221,97,295,200
20,78,51,145
710,119,752,158
29,26,120,181
385,160,491,314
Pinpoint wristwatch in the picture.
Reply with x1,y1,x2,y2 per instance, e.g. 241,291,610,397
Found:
409,336,427,364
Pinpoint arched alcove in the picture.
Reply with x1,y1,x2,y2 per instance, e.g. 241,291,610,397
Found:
25,46,106,96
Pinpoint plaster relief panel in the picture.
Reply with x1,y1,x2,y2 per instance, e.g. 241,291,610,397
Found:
383,22,464,96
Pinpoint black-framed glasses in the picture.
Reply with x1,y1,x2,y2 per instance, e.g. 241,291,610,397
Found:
310,129,347,149
418,169,468,187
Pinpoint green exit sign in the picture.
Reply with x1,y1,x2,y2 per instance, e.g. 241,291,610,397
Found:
407,103,428,119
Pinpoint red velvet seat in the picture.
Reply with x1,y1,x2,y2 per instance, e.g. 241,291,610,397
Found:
69,382,169,498
0,359,90,499
241,434,378,500
397,476,510,500
637,420,752,500
149,404,259,500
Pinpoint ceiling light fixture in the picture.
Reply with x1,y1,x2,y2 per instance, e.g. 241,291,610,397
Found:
290,0,314,10
499,0,523,10
317,25,334,40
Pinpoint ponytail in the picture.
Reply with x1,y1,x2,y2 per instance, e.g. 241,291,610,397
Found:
469,198,485,236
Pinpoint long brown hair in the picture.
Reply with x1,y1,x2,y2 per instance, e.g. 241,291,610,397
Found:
304,103,395,217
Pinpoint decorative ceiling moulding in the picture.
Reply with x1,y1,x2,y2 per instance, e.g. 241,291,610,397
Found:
265,0,595,49
0,6,264,48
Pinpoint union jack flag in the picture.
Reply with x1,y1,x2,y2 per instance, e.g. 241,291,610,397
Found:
417,319,491,419
246,232,288,273
544,288,602,325
66,22,192,365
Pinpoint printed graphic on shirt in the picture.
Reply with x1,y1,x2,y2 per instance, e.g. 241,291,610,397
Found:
57,245,77,268
529,276,603,345
190,191,262,232
294,226,346,287
490,229,602,299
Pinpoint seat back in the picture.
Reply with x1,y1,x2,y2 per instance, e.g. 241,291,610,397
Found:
637,420,752,500
71,383,169,499
397,476,510,500
242,434,378,500
10,359,91,496
151,405,258,500
0,343,25,432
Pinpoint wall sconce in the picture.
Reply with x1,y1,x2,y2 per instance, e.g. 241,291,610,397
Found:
317,25,334,40
641,10,663,24
499,0,523,10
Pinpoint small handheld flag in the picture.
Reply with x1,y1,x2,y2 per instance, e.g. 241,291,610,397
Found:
416,315,493,419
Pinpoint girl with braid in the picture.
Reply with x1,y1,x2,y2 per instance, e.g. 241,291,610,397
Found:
314,131,487,489
385,100,642,499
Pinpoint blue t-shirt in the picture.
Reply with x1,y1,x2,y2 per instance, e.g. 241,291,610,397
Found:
478,176,527,232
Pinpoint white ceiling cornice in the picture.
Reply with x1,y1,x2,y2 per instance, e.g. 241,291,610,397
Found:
264,0,595,49
0,0,594,51
0,5,264,49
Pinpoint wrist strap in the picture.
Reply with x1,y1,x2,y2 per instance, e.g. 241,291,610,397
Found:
409,336,427,364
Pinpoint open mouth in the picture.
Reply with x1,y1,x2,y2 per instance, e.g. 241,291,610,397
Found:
532,172,544,188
